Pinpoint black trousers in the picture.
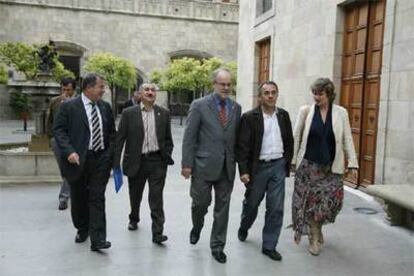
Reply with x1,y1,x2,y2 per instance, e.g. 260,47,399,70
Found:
69,150,111,244
128,152,167,237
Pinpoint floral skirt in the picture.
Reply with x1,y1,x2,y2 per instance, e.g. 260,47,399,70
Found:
292,159,344,244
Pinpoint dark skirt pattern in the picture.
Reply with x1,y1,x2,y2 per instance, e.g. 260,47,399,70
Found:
292,159,344,244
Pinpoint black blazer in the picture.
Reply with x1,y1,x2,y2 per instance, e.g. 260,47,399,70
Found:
237,106,294,179
114,105,174,177
53,96,116,182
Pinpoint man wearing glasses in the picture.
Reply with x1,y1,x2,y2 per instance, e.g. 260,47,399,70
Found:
182,68,241,263
114,83,174,244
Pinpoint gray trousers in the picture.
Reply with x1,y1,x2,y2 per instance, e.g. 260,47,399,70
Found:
51,138,70,201
240,158,286,250
190,167,234,252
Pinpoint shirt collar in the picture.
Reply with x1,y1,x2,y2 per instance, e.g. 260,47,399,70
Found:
81,93,93,106
213,92,228,106
140,102,154,112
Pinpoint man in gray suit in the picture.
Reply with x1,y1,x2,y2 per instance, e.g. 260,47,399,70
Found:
114,83,174,244
181,68,241,263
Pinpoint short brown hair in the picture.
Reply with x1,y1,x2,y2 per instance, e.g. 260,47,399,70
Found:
310,78,336,103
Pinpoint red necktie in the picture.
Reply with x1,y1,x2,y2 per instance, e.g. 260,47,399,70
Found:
219,100,227,126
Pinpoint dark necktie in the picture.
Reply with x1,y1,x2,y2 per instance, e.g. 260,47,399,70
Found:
91,103,103,151
219,100,227,126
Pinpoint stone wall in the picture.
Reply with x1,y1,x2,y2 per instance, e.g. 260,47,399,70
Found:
237,0,414,185
0,0,239,117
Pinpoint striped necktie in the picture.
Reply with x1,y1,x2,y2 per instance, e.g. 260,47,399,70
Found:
90,102,103,151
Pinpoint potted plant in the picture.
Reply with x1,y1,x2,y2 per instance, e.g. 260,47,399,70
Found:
9,89,30,131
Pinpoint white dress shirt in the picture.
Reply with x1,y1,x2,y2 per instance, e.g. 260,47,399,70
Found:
260,110,284,161
81,93,104,150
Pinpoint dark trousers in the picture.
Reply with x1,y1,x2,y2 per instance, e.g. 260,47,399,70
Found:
69,150,111,244
190,167,234,252
51,138,70,201
240,158,286,250
128,153,167,237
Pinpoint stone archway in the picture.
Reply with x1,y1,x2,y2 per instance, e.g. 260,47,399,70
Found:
51,40,87,82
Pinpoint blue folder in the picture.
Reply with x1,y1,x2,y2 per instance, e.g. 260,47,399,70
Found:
113,167,123,193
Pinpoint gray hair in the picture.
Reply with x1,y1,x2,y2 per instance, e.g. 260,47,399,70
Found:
310,77,336,103
138,83,159,92
211,67,232,83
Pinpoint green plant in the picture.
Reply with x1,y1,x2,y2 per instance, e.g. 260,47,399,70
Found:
84,52,137,116
9,89,30,114
0,64,7,84
0,42,74,82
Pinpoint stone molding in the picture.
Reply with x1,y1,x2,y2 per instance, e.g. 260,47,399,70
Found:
0,0,239,23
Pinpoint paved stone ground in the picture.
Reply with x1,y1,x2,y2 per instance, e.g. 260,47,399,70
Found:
0,119,413,276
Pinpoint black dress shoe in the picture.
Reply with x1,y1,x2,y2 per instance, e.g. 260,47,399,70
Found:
75,232,88,243
238,228,248,242
212,251,227,263
128,221,138,231
58,200,68,210
90,240,111,251
262,249,282,261
152,235,168,244
189,228,200,245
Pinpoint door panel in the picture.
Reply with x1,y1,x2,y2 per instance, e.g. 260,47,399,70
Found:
340,0,385,185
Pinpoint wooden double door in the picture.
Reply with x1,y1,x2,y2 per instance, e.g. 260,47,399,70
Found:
340,0,386,185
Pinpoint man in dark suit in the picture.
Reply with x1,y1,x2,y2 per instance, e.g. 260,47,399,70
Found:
236,81,294,261
114,83,174,244
47,77,76,211
123,88,142,109
181,68,241,263
53,73,116,251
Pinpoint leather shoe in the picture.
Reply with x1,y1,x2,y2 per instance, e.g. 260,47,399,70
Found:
152,235,168,244
74,232,88,243
262,249,282,261
128,221,138,231
90,240,111,251
238,228,248,241
189,228,200,245
212,251,227,263
58,200,68,210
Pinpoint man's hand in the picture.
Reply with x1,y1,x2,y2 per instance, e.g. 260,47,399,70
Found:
67,152,80,165
240,174,250,184
181,167,192,179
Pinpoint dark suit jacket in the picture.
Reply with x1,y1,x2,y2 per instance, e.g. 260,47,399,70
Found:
114,104,174,177
123,98,139,109
237,106,294,179
53,96,116,182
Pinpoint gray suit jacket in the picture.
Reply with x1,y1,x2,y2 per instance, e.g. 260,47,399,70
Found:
114,104,174,177
182,93,241,182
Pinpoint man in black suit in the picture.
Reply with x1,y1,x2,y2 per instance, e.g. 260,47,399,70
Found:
114,83,174,244
236,81,293,261
54,73,116,251
123,88,142,109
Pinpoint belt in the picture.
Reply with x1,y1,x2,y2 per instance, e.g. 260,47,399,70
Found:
259,157,283,163
142,150,161,157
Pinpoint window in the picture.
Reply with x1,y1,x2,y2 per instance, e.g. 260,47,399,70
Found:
257,0,272,16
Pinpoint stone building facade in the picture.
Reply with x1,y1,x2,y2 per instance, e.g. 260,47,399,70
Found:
0,0,239,117
237,0,414,186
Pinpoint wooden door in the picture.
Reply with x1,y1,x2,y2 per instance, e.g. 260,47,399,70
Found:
257,38,271,85
340,0,385,185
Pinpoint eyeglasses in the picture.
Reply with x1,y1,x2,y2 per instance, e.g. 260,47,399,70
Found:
216,82,232,88
143,87,157,92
